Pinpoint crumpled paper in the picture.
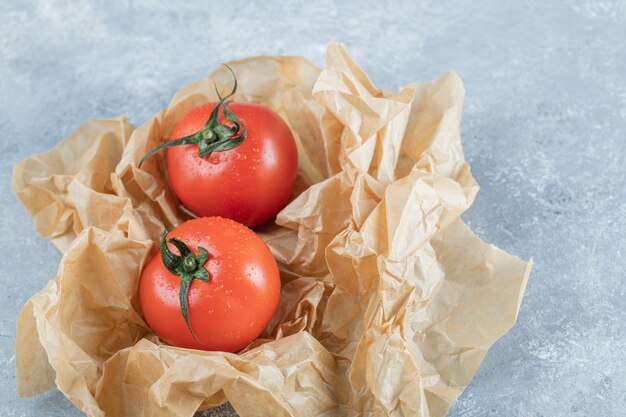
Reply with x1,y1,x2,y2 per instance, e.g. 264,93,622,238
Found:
12,42,532,417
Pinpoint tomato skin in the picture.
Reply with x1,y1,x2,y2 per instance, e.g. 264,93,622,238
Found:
139,217,281,352
167,102,298,227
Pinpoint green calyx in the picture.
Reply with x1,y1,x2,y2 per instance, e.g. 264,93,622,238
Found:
138,64,247,168
159,231,210,344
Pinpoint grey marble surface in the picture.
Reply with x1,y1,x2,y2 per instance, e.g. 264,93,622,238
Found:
2,1,625,416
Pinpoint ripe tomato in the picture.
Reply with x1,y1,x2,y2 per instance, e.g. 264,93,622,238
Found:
167,101,297,227
139,217,281,352
139,66,298,228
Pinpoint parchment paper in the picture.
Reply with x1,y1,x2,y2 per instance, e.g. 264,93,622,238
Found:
12,42,532,417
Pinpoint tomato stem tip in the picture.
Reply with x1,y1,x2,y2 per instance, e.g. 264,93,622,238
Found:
158,231,210,345
138,64,247,169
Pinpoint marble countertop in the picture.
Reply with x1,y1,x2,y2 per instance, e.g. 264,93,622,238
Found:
1,1,624,416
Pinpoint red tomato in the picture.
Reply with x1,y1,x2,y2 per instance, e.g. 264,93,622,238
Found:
139,217,281,352
167,101,297,227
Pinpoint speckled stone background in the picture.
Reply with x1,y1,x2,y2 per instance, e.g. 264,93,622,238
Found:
2,1,625,416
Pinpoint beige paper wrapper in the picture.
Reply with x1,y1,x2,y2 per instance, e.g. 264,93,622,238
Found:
12,42,532,417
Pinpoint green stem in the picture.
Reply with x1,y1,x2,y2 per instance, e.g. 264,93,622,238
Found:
158,231,210,345
138,64,247,168
178,275,197,342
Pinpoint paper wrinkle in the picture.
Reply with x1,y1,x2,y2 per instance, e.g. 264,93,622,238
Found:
13,42,531,417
